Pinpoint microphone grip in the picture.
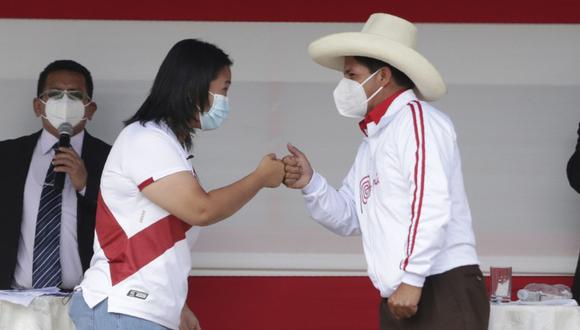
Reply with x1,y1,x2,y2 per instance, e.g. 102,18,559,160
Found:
53,133,71,191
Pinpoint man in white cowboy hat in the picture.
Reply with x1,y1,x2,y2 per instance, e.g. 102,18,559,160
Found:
282,13,489,329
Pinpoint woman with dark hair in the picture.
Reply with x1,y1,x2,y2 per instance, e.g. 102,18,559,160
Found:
68,39,285,330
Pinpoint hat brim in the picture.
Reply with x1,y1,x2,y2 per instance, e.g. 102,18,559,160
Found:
308,32,447,101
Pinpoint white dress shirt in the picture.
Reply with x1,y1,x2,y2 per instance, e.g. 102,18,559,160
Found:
12,129,85,289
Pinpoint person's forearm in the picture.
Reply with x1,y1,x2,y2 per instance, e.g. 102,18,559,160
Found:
303,173,361,236
202,171,264,224
141,167,274,227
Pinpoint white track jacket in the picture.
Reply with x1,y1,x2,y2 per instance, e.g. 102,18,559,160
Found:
302,89,479,298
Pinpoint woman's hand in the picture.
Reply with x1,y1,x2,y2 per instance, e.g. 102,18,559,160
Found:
255,154,285,188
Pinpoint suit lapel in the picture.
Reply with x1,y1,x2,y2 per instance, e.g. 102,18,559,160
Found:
15,131,42,197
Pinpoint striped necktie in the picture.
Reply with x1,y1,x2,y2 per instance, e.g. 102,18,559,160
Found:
32,143,62,288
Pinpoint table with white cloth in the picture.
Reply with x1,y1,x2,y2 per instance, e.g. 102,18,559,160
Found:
0,295,74,330
489,303,580,330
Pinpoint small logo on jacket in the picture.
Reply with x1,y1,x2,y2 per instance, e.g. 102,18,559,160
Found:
127,289,149,300
360,175,371,213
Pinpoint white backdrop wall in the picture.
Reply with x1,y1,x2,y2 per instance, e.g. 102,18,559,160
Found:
0,19,578,275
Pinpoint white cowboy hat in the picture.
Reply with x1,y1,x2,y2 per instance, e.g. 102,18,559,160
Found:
308,13,447,101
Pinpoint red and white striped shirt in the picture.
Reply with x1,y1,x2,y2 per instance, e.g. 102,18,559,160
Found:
302,89,479,297
78,121,199,329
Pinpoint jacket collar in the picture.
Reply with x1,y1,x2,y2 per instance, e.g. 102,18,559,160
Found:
359,89,417,137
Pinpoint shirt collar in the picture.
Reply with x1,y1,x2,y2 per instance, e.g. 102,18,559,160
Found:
39,128,84,155
359,88,409,136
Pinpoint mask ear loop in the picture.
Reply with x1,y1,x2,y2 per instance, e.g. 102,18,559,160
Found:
77,97,92,122
361,69,386,103
366,85,384,103
193,92,216,114
38,96,50,120
360,69,381,86
81,98,93,122
207,92,217,111
204,91,223,115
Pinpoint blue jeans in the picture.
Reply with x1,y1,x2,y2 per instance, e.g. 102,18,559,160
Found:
68,290,169,330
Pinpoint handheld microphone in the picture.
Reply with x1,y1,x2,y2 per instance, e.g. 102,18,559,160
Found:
54,123,73,191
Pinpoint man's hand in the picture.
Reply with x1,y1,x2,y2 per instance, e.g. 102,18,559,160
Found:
179,304,201,330
52,147,87,192
282,143,313,189
387,283,422,320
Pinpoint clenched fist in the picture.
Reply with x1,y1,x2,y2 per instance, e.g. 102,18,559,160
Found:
282,143,313,189
255,153,285,188
388,283,422,320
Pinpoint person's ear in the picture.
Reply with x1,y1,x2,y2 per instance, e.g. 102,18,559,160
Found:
84,102,97,120
378,67,393,87
33,97,44,117
191,110,202,129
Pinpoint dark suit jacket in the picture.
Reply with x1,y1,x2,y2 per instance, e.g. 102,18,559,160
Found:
0,130,111,289
568,122,580,194
566,122,580,303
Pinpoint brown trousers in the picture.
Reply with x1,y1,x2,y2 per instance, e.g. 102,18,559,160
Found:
379,265,489,330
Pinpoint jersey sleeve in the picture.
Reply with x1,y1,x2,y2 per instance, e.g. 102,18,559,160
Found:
121,127,192,190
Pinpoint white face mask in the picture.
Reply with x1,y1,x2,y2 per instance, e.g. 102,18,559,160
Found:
40,95,87,129
200,92,230,131
332,70,384,118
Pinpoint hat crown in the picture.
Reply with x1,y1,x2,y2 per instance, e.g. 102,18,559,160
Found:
361,13,417,49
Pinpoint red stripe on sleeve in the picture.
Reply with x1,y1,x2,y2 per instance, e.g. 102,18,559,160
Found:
408,101,426,259
138,177,154,191
403,101,426,270
403,103,421,270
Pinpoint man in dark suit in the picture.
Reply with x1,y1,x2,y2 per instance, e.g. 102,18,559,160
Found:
0,60,111,290
566,121,580,303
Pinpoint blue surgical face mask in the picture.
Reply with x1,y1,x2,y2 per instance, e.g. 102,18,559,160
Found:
200,92,229,131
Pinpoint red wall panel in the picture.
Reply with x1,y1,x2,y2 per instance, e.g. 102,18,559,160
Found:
1,0,579,23
186,275,575,330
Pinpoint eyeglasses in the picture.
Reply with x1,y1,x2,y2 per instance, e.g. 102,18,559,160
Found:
38,89,91,103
